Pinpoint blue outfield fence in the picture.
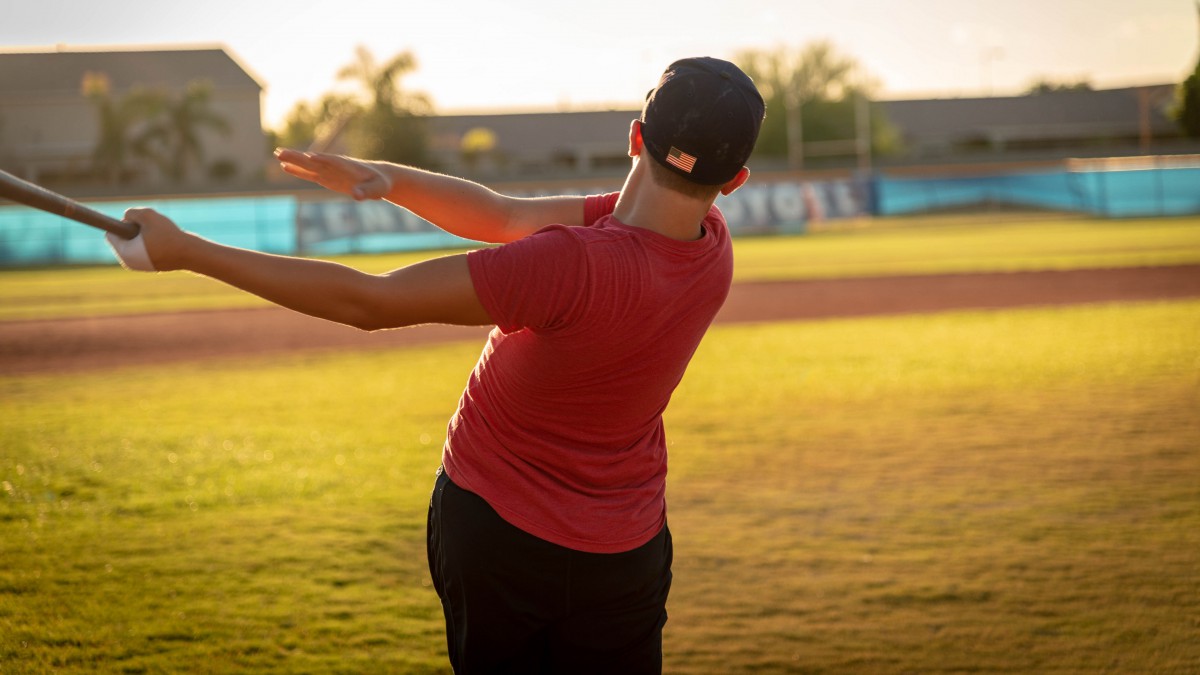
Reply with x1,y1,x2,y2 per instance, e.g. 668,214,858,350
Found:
876,158,1200,218
877,171,1078,215
1,158,1196,267
1073,167,1200,217
0,177,876,267
0,195,297,266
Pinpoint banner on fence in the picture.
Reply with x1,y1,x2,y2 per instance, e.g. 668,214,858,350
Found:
295,198,472,254
717,178,872,235
294,176,874,251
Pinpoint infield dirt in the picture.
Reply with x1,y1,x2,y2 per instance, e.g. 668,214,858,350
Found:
2,264,1198,375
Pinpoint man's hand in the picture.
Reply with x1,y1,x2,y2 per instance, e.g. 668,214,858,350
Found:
275,149,392,201
114,208,194,272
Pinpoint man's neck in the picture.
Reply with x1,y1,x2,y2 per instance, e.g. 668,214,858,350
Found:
611,159,714,241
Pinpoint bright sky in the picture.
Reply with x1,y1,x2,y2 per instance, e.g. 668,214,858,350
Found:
2,0,1196,127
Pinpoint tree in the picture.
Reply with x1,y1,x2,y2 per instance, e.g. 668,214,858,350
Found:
1175,1,1200,138
336,46,429,114
276,94,357,150
1176,62,1200,138
335,46,433,166
1024,78,1092,95
82,72,165,184
141,80,232,183
85,74,232,185
734,42,898,168
273,46,434,166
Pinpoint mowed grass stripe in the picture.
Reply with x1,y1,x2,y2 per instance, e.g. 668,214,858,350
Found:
2,214,1198,321
734,214,1200,282
3,300,1198,672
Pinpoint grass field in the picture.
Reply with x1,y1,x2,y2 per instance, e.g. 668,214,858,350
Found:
2,213,1199,321
2,215,1199,673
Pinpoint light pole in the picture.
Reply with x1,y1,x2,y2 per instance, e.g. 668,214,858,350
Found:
785,92,804,171
980,47,1004,96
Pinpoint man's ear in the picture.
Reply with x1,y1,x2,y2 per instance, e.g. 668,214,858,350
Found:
628,120,644,157
720,167,751,196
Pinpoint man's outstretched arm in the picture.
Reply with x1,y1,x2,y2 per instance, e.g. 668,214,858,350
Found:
275,149,585,244
122,208,491,331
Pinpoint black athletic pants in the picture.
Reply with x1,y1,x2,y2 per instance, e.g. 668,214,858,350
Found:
427,468,673,674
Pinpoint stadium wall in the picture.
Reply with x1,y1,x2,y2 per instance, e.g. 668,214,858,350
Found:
1,158,1195,266
876,156,1200,218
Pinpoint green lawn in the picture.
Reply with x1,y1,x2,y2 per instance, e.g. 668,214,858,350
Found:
2,213,1198,321
733,213,1200,281
3,299,1198,673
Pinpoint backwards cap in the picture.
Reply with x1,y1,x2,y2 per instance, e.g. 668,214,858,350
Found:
640,57,766,186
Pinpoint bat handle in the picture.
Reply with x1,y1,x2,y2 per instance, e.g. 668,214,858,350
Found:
0,168,140,239
72,205,141,239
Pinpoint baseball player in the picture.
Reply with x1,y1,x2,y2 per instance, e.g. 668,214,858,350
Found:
109,57,764,674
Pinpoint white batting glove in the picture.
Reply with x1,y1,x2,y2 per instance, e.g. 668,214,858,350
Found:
106,231,156,272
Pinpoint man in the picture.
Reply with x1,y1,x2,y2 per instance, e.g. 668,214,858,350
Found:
110,57,764,673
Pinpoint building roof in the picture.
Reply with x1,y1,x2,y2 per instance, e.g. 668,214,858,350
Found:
424,83,1182,166
0,45,263,96
880,85,1178,146
428,109,636,160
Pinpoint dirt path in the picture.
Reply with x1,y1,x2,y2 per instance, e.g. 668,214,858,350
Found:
3,265,1198,375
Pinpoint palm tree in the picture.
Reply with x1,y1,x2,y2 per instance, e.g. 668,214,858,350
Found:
336,45,430,114
334,46,432,164
82,72,165,184
142,80,231,183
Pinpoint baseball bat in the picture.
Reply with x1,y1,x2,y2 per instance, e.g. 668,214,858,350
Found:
0,169,139,239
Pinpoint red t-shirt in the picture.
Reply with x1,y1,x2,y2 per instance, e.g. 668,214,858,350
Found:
441,192,734,553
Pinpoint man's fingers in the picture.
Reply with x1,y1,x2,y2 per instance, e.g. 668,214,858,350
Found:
122,207,162,228
279,150,364,178
276,148,385,198
273,147,303,161
306,152,336,165
311,152,376,175
274,148,322,168
280,163,322,183
275,148,346,176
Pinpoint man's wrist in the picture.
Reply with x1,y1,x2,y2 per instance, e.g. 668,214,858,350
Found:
371,161,402,197
164,231,205,272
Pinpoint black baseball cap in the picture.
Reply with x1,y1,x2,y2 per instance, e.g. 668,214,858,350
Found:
640,57,766,186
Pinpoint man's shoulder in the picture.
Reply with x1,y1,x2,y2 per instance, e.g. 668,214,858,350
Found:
583,191,622,226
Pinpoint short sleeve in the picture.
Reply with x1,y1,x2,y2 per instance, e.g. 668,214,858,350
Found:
583,192,620,227
467,225,589,334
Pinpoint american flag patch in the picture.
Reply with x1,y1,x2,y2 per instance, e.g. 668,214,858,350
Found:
666,146,697,173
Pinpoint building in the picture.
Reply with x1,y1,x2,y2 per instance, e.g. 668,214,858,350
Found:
425,110,635,180
0,45,267,191
879,84,1182,162
421,84,1188,178
3,42,1187,193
